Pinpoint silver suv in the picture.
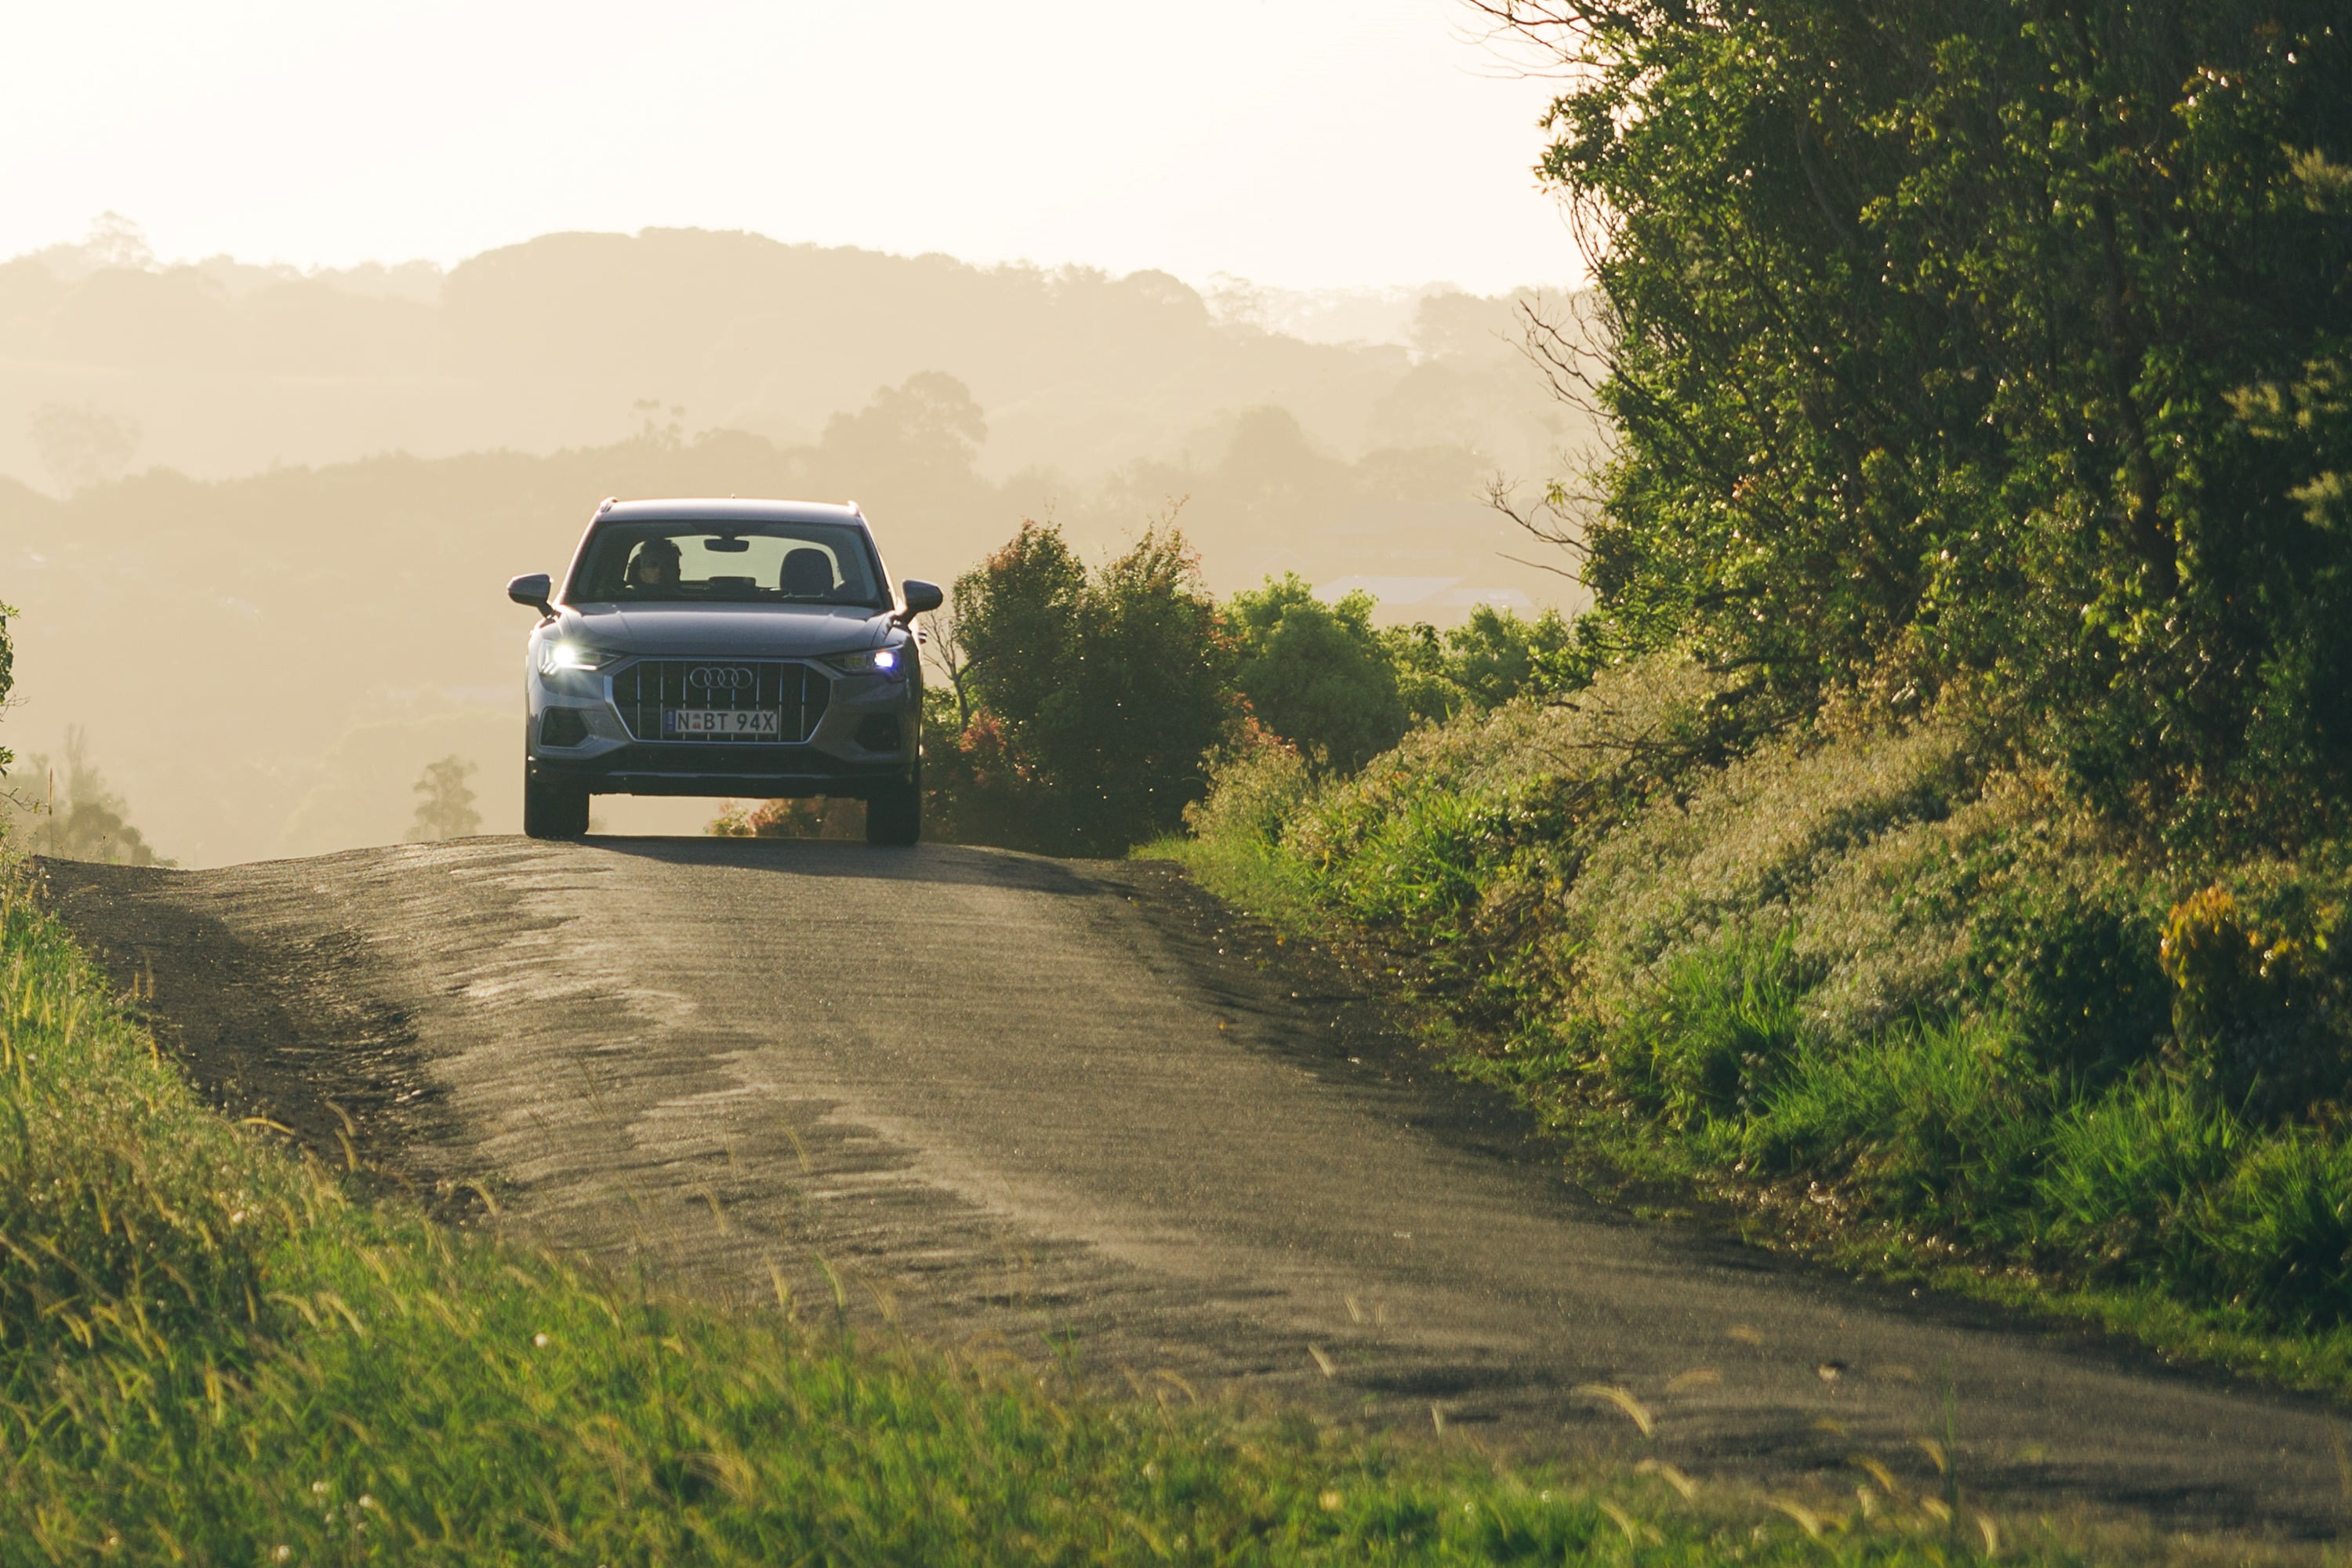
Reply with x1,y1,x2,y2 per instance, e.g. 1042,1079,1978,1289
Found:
506,498,942,844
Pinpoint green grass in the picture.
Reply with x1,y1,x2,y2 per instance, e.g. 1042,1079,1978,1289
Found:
0,858,2111,1566
1160,664,2352,1404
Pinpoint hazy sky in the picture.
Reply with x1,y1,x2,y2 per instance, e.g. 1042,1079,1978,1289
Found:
9,0,1578,293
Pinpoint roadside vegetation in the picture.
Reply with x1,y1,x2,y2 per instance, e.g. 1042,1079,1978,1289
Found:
13,0,2349,1549
0,736,2059,1559
1171,660,2352,1392
894,520,1582,857
1151,0,2352,1397
683,0,2346,1415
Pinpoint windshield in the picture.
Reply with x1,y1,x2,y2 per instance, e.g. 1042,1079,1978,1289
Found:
568,520,887,608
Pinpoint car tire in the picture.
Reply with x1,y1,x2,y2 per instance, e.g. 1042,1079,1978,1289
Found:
523,771,590,839
866,777,921,847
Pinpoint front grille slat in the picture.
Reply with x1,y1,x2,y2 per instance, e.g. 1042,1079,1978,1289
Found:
612,659,828,744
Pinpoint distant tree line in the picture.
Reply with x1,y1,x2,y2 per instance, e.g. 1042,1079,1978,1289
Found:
5,724,170,867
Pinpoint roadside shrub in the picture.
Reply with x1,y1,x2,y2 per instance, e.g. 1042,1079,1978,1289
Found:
1315,786,1510,931
2198,1132,2352,1328
708,796,862,839
2035,1076,2241,1285
1746,1015,2043,1240
1963,840,2172,1093
1379,605,1591,724
6,727,170,866
1227,575,1407,772
2161,873,2350,1121
1608,924,1812,1133
933,521,1236,855
1182,720,1312,851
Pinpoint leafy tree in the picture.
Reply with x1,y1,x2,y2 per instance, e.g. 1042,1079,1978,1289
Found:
932,521,1236,855
1381,604,1590,722
952,521,1087,744
1227,575,1407,772
1490,0,2352,845
1371,604,1597,727
409,755,481,841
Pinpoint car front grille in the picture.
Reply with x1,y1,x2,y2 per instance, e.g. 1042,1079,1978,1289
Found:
612,659,828,743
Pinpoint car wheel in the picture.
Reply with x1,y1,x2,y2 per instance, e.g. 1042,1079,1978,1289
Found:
524,771,590,839
866,779,920,846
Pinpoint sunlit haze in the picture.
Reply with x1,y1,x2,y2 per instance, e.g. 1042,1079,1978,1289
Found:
2,0,1602,866
9,0,1575,293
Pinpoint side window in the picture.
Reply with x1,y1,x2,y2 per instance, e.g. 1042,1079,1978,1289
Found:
579,533,630,597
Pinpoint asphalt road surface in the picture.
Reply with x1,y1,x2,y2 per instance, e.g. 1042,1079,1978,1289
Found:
40,837,2352,1548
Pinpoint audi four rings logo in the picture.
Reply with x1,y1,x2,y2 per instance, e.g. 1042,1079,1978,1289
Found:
687,666,756,691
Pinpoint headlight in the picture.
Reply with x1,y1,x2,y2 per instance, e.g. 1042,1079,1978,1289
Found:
825,642,913,677
537,641,612,676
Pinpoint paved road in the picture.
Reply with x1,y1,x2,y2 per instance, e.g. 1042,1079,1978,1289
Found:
41,837,2352,1546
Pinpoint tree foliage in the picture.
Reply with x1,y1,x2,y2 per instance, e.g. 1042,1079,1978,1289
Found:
1493,0,2352,845
1382,604,1592,723
1227,575,1407,772
925,534,1610,854
930,522,1237,855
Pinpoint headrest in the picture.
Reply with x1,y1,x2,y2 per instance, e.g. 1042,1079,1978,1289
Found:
781,547,833,597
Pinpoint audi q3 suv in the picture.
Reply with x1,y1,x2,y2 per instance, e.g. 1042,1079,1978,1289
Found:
506,497,942,844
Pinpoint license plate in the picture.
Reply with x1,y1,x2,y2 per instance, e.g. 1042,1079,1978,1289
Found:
664,708,782,738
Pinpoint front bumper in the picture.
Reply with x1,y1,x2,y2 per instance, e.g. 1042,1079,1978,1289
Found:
526,654,917,798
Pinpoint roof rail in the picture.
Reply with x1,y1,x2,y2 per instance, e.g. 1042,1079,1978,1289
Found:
845,499,863,517
596,495,616,514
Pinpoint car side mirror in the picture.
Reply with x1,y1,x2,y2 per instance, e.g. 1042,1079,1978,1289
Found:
895,579,944,626
508,572,554,616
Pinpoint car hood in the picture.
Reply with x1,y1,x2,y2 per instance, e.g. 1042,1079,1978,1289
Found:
557,602,891,658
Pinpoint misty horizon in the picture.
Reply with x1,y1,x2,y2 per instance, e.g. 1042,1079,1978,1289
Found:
8,211,1577,358
6,0,1596,869
0,217,1596,869
2,213,1584,496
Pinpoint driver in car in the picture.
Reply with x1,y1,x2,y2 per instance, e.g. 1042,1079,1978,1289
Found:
627,538,682,593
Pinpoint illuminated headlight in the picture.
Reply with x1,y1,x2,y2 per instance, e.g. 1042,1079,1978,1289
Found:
537,641,612,676
825,643,913,677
